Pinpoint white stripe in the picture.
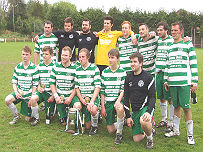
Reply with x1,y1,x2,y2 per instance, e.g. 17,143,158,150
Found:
148,77,154,90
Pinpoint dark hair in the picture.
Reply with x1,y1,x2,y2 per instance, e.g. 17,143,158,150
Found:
42,46,53,55
82,19,91,26
157,22,169,31
129,53,143,63
64,17,74,26
139,23,149,29
104,16,114,24
44,21,53,28
171,22,184,31
108,49,120,59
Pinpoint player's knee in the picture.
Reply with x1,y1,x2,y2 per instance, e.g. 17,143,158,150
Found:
5,95,13,106
133,135,144,142
183,108,190,113
73,102,82,110
25,116,31,122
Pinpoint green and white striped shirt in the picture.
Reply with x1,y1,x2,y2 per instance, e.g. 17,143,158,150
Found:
35,61,54,95
156,35,174,72
164,40,198,86
50,62,76,97
101,66,126,103
137,36,158,74
118,35,138,73
75,63,101,98
34,33,58,63
12,62,38,100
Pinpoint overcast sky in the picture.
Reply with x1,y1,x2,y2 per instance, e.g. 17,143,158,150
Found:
41,0,202,13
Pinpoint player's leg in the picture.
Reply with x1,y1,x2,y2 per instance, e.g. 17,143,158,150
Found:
30,91,40,126
114,102,124,144
5,93,21,125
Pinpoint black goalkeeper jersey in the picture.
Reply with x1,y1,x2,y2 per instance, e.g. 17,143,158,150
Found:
76,32,98,63
124,70,156,118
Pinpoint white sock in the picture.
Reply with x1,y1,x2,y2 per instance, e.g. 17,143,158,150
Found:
114,122,118,129
186,120,193,136
116,117,124,134
147,134,153,140
168,103,174,126
8,103,18,116
31,105,39,119
160,101,167,121
173,115,180,132
91,112,99,127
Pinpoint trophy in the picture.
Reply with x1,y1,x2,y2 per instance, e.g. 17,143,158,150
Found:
60,95,65,103
84,96,91,103
41,83,46,89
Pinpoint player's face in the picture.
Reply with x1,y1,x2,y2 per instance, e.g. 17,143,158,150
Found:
108,55,118,66
61,50,71,63
104,20,112,31
22,51,31,62
122,23,131,37
64,22,73,32
44,23,53,35
130,57,142,72
43,50,52,62
157,25,167,39
139,25,149,38
82,21,91,33
79,51,89,67
171,25,183,41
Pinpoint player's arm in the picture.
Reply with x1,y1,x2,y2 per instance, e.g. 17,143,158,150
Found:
64,88,76,105
50,84,61,104
12,84,22,99
75,88,86,105
100,94,106,117
90,87,100,104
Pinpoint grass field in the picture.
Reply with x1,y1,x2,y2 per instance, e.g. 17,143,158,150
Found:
0,42,202,152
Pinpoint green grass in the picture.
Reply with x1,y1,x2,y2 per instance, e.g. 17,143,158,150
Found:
0,42,202,152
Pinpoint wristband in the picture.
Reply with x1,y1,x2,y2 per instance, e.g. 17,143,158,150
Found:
53,93,59,99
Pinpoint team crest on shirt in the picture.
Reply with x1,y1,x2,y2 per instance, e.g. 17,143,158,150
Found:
79,39,82,42
27,73,32,77
69,34,73,39
117,77,121,81
129,82,132,87
178,48,183,51
108,33,113,38
61,35,64,38
86,37,91,41
138,80,144,87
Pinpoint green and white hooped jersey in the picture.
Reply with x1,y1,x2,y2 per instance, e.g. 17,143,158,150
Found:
34,33,58,63
35,61,54,95
49,62,76,96
118,34,139,73
164,40,198,86
156,36,174,72
75,63,101,98
101,66,126,103
12,62,38,100
137,36,158,74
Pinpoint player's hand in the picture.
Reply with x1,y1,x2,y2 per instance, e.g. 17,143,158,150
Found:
114,101,121,109
141,112,151,122
131,34,138,45
55,97,62,104
47,95,54,103
34,35,39,43
191,84,198,93
127,118,134,128
28,100,31,108
15,91,23,99
101,106,107,118
149,31,156,38
183,36,191,43
38,87,45,93
87,102,94,112
93,31,98,37
64,97,72,105
164,82,169,92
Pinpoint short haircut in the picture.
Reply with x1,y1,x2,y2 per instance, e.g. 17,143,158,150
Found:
171,22,184,31
108,49,120,59
44,20,53,28
121,21,131,29
139,23,149,29
157,22,169,31
62,46,72,55
22,46,32,54
42,46,53,55
129,53,143,63
82,19,91,26
79,48,90,59
104,16,114,24
64,17,74,26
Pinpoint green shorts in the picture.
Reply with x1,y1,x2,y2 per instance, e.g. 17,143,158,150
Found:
156,72,170,100
82,98,100,122
33,90,56,116
132,106,148,136
169,86,191,109
104,101,123,125
57,95,80,119
11,92,31,117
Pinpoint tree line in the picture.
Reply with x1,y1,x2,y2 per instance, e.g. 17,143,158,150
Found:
0,0,201,37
